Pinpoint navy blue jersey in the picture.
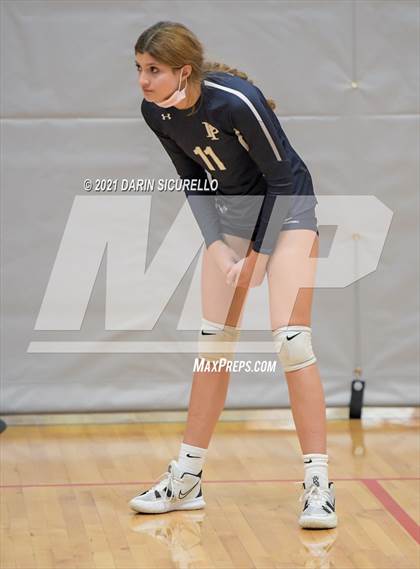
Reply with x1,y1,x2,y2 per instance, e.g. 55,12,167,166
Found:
141,71,317,254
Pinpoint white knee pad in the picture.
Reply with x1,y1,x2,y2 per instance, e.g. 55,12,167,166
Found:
273,325,317,372
198,318,241,363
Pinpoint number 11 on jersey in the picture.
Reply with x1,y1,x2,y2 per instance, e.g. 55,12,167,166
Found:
193,146,226,171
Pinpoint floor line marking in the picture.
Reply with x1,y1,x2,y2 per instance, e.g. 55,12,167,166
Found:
1,476,419,489
361,479,420,544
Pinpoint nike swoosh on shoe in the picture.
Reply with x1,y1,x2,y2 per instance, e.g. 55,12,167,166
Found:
178,481,200,499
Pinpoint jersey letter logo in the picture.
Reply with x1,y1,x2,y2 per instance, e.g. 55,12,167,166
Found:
161,113,172,120
202,122,219,141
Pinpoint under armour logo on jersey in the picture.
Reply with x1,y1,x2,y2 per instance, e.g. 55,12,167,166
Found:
161,113,172,120
202,121,219,140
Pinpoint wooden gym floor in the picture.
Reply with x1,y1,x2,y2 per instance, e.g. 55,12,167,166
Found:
1,408,419,569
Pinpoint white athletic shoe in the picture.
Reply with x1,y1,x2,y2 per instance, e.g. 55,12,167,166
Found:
129,459,205,514
298,481,337,529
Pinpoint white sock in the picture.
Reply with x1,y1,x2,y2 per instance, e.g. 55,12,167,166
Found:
177,442,207,476
303,453,329,489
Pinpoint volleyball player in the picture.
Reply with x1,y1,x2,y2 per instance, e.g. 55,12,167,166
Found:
129,21,337,530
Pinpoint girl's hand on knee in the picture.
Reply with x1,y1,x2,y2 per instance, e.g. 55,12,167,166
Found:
226,251,269,288
226,258,245,287
208,240,241,277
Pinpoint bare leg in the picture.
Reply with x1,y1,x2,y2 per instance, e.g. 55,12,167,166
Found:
267,230,327,454
285,364,327,454
183,234,251,448
183,368,231,448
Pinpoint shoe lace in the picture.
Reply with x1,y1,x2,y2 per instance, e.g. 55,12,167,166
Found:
299,483,330,504
152,467,180,501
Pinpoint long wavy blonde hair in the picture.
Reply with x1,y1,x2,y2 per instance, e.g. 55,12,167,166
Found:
134,21,276,115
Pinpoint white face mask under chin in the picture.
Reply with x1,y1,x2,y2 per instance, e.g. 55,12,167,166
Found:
155,71,188,108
